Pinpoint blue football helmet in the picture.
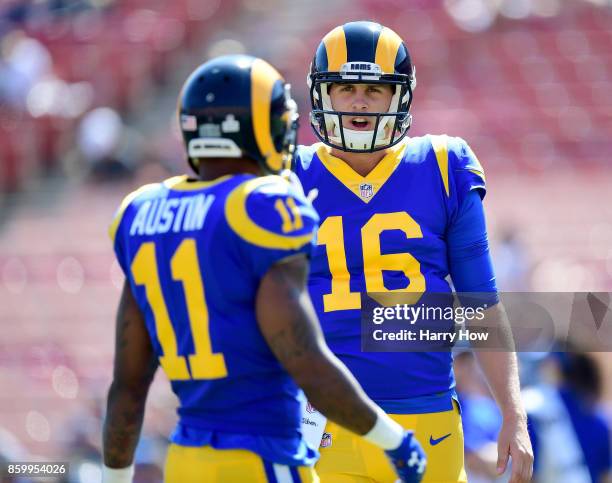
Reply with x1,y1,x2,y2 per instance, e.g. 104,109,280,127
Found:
308,21,416,152
179,55,298,174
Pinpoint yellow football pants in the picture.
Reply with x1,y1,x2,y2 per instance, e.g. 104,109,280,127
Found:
316,402,467,483
164,444,319,483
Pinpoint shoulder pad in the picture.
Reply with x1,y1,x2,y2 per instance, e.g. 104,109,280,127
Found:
447,136,485,181
225,175,319,250
429,134,486,201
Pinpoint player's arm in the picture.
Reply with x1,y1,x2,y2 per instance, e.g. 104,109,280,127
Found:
102,280,158,482
448,190,532,483
472,307,532,483
256,254,426,483
257,254,378,434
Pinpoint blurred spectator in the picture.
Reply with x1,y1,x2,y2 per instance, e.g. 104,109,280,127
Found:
454,351,503,482
76,107,137,181
523,349,612,483
492,227,530,291
0,30,53,110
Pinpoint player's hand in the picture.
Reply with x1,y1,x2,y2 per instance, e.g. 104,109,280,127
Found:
496,413,533,483
384,430,426,483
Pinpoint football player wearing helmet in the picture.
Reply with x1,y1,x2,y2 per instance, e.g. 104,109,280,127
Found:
102,55,426,483
294,21,533,483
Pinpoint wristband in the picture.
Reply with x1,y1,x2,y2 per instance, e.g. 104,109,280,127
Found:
363,406,404,450
102,464,135,483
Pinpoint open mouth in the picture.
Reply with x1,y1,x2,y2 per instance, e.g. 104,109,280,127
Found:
349,117,371,130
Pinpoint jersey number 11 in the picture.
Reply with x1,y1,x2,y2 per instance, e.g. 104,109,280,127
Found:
131,239,228,381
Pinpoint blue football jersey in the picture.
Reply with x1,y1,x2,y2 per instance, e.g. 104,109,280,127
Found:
293,135,486,413
109,173,319,465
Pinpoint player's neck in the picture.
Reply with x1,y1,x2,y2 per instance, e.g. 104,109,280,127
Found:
197,158,260,181
330,148,387,177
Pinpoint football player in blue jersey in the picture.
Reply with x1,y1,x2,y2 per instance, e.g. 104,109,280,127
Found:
102,55,426,483
293,21,533,483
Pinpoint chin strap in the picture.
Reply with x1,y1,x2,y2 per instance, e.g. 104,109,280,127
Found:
329,125,389,150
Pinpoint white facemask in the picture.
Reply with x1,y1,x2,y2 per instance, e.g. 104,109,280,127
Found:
318,82,409,151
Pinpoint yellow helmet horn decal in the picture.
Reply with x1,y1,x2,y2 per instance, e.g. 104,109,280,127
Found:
323,26,348,71
375,27,403,74
251,59,284,172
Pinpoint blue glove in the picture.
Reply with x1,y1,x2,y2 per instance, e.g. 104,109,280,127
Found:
384,430,427,483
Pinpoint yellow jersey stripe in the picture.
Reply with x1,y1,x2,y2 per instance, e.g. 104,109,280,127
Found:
468,168,486,182
163,174,236,191
430,135,450,197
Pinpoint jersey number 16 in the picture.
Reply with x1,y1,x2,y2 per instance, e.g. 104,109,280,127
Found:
318,211,426,312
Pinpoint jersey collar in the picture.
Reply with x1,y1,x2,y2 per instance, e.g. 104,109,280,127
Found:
315,140,408,203
163,174,240,191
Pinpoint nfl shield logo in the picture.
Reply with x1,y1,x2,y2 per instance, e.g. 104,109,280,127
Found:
321,432,332,448
305,402,316,414
359,183,374,199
